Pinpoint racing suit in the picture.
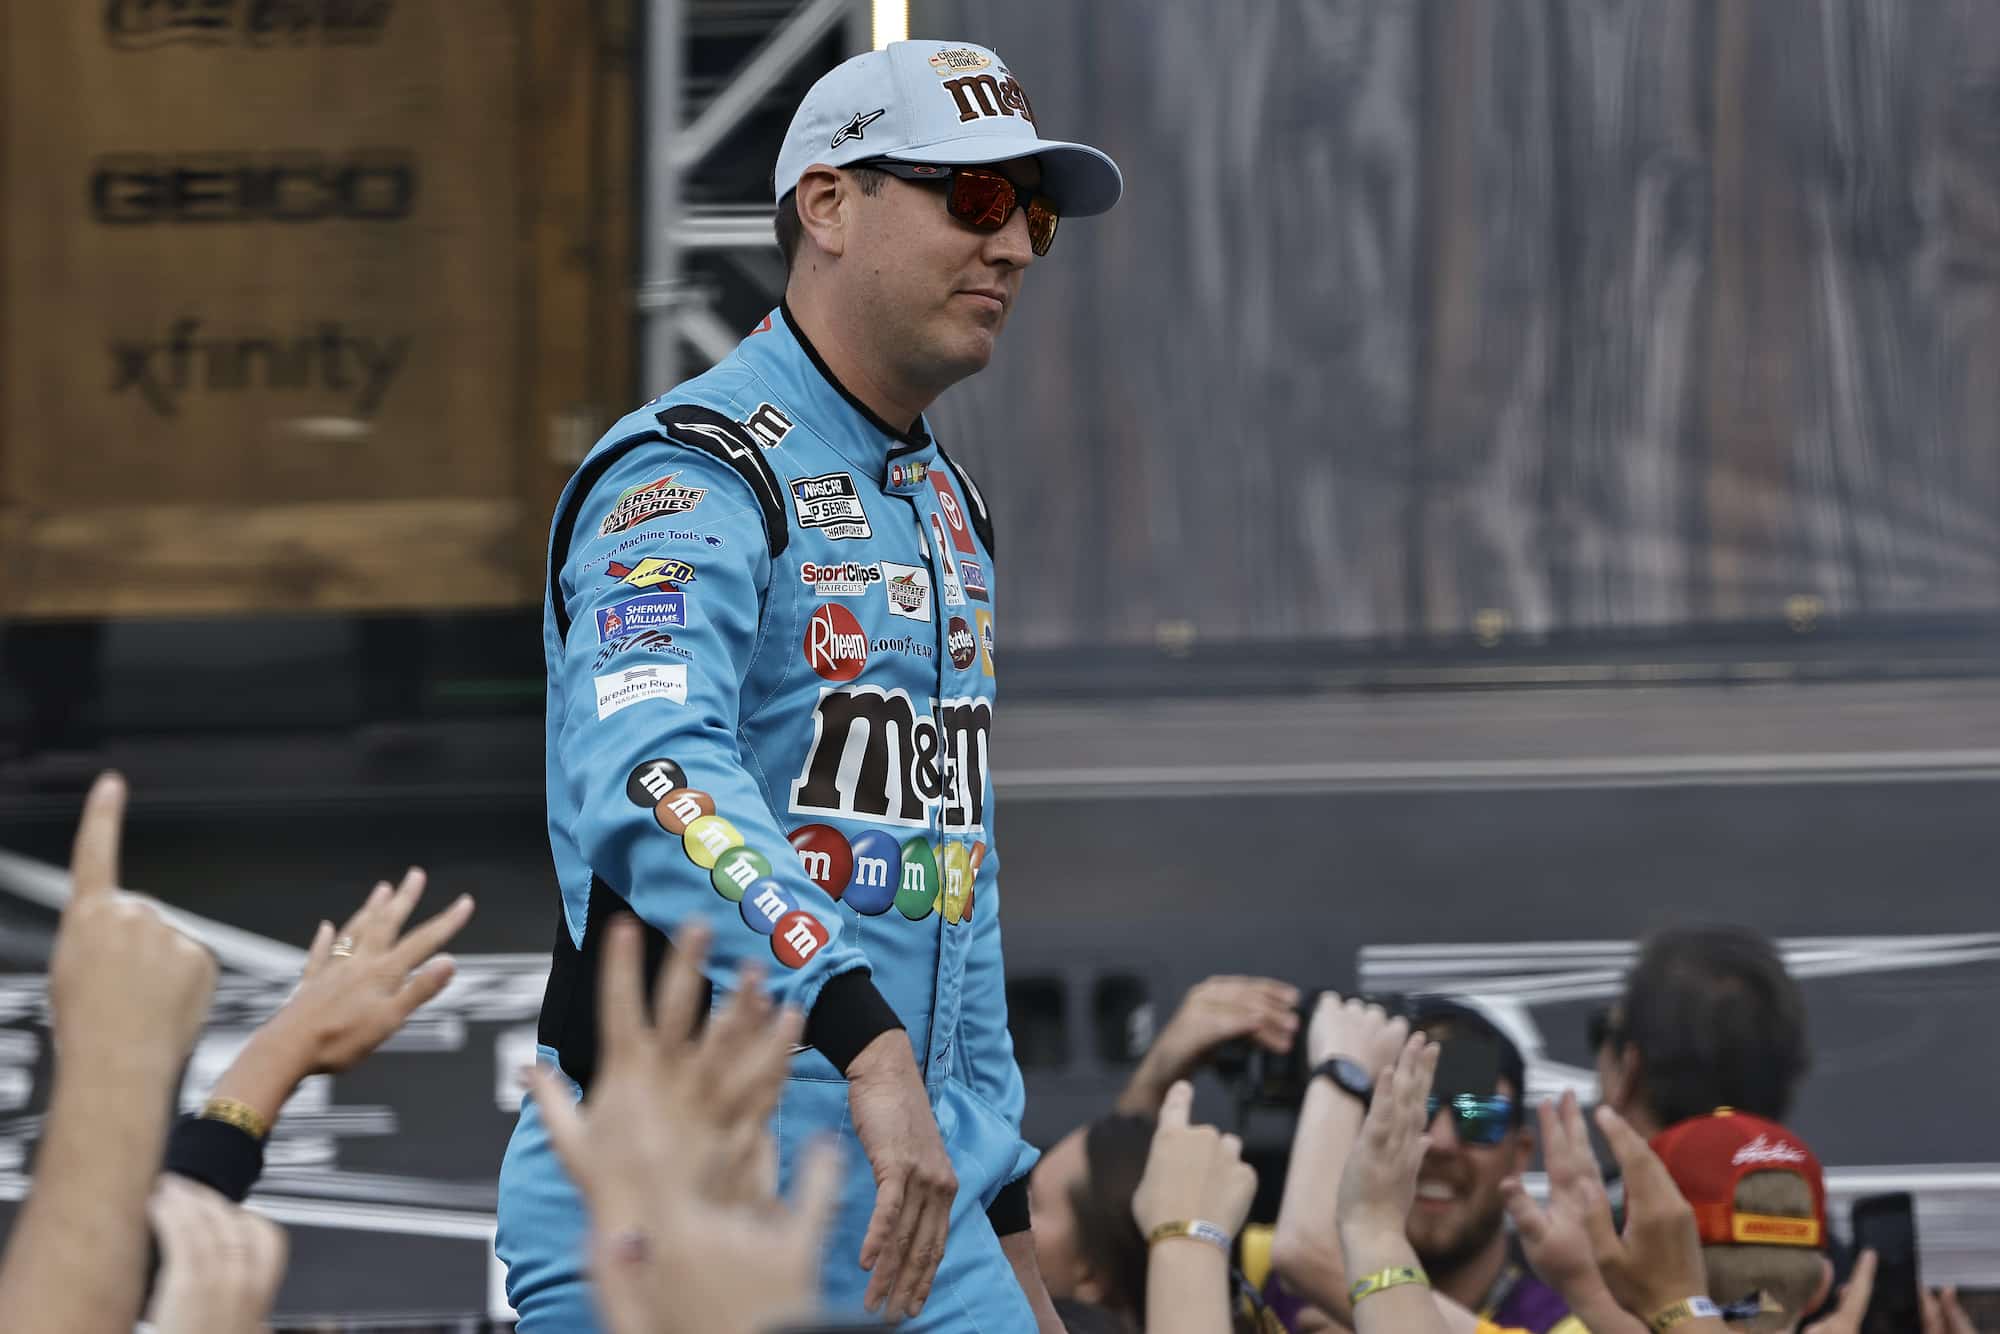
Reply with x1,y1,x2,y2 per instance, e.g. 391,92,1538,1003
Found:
496,304,1034,1331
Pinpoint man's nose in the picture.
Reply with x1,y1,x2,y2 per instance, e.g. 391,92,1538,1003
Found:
986,201,1037,267
1424,1106,1460,1150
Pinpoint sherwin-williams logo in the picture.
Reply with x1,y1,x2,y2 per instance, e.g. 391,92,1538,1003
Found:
595,594,685,641
598,478,706,537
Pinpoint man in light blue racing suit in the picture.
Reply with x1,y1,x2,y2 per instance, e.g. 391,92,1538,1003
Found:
495,38,1123,1331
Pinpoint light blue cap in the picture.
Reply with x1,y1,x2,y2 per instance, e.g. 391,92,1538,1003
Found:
775,40,1123,216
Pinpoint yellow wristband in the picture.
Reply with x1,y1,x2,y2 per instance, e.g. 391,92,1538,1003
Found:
1348,1265,1429,1305
200,1096,271,1141
1648,1297,1724,1332
1145,1219,1232,1254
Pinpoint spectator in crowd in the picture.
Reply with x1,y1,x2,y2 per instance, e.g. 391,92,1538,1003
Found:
0,772,219,1332
1593,927,1809,1138
1025,974,1296,1328
1029,1112,1157,1319
1115,975,1301,1117
1649,1109,1835,1333
524,917,839,1334
1269,994,1575,1333
1332,1032,1456,1334
162,864,474,1207
1498,1090,1736,1334
1401,1000,1568,1331
0,772,477,1334
1127,1080,1263,1333
144,1174,289,1334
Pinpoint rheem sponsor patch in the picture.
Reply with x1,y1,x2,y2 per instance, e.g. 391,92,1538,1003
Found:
804,604,869,682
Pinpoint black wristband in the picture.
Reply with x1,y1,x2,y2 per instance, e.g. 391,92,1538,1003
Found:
805,970,905,1075
987,1176,1032,1236
162,1114,266,1203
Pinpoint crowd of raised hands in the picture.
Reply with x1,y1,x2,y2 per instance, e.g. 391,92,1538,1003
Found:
3,775,1987,1334
0,773,474,1333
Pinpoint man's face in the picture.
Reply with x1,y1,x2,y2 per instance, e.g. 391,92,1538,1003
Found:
843,157,1043,387
1407,1074,1533,1270
1027,1125,1087,1299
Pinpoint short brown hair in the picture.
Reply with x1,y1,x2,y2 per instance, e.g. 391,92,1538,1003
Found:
1701,1171,1826,1333
774,166,888,274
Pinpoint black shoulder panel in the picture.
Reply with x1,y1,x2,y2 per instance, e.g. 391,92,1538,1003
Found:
654,404,790,561
547,431,656,643
547,407,792,642
936,447,996,557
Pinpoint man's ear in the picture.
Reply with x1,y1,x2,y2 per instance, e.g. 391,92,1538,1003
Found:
794,165,849,260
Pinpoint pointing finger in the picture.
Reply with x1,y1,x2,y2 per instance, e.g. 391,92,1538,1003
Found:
1158,1079,1194,1129
68,771,127,903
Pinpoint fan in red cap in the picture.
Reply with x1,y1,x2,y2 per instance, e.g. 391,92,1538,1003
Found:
1651,1109,1833,1332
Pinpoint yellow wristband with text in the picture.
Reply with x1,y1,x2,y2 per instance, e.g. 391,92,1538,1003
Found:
199,1096,270,1141
1348,1265,1429,1305
1145,1219,1232,1254
1648,1296,1724,1331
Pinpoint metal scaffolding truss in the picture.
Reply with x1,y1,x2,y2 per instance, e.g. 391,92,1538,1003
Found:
640,0,884,392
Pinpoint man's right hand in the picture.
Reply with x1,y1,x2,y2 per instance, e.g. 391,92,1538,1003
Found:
49,773,217,1074
846,1029,957,1320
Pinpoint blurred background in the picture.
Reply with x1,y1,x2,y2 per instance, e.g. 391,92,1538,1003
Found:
4,0,2000,1326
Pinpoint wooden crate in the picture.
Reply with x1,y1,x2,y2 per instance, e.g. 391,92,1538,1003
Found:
0,0,632,617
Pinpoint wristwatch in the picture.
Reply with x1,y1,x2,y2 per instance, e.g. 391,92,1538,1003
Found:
1310,1057,1375,1108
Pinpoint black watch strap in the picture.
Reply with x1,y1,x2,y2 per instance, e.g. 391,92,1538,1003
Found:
1310,1056,1375,1108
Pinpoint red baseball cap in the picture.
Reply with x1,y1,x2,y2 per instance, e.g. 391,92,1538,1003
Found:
1650,1109,1827,1249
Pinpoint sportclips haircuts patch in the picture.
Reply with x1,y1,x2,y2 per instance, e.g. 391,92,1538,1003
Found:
789,472,872,540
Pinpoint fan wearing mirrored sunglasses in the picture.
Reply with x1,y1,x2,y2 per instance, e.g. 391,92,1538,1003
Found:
1402,1001,1571,1332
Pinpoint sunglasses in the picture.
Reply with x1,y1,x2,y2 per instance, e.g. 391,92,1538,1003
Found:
1426,1093,1520,1146
860,160,1061,256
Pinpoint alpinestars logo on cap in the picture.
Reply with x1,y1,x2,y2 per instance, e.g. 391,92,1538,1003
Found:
831,108,887,149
